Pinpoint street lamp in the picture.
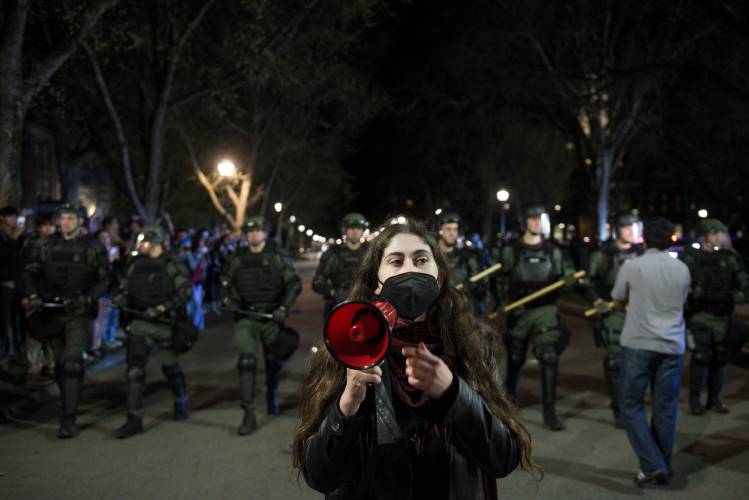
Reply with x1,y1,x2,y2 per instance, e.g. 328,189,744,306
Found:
698,209,708,219
273,202,284,245
217,160,236,177
496,189,510,237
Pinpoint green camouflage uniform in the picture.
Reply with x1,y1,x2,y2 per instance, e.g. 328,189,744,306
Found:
680,245,749,414
220,242,301,427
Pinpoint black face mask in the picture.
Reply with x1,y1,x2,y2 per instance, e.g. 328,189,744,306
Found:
378,272,441,320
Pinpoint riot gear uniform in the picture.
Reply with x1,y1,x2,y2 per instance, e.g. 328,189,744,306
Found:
581,238,643,426
437,212,487,311
113,226,192,439
220,225,301,435
497,231,568,430
19,211,109,439
313,213,368,315
680,221,749,415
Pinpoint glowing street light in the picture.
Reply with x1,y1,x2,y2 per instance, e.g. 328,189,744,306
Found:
217,160,236,177
306,229,314,236
497,189,510,236
554,204,562,212
698,209,708,219
435,208,443,216
298,225,305,232
289,215,296,223
274,202,283,213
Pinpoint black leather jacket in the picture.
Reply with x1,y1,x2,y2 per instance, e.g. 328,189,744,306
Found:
302,365,520,500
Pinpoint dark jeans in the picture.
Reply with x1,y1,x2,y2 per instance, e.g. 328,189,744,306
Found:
619,346,683,474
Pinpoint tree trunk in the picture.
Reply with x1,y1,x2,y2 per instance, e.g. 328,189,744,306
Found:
0,0,29,207
596,148,614,241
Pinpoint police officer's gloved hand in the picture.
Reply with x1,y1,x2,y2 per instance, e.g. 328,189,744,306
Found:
25,296,43,312
563,274,579,287
593,298,611,314
144,307,161,320
272,306,287,324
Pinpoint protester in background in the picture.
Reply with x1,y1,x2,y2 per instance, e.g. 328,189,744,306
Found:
612,217,690,487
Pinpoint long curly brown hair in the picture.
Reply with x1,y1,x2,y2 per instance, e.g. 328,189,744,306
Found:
292,220,542,479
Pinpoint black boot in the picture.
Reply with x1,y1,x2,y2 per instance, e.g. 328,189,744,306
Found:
115,414,144,439
504,353,525,406
540,359,565,431
265,356,283,415
603,356,623,428
689,358,708,416
706,362,729,414
237,353,257,436
162,364,189,421
58,359,84,439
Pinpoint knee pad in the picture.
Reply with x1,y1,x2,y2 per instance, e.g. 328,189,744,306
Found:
127,366,145,382
534,345,559,366
62,358,84,377
237,353,257,372
127,335,149,368
604,353,619,372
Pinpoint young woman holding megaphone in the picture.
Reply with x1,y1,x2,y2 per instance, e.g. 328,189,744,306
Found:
293,220,540,499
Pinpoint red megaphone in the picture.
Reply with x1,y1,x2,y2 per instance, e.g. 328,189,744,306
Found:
323,300,397,370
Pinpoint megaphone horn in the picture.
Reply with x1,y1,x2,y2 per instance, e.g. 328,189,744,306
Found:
323,300,397,370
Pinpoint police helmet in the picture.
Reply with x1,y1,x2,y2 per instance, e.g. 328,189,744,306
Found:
138,224,165,244
696,218,727,238
341,212,368,231
243,216,270,233
614,211,640,229
524,205,547,220
54,203,79,218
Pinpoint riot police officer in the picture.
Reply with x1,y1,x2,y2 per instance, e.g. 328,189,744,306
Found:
496,204,572,430
220,216,301,435
312,213,369,316
19,204,109,439
680,219,749,415
581,211,644,427
436,212,486,310
112,225,193,439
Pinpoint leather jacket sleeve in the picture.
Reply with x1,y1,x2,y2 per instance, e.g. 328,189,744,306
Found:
302,396,369,494
444,376,520,478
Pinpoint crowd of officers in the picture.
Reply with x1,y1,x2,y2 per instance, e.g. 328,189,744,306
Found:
0,204,301,440
1,200,747,441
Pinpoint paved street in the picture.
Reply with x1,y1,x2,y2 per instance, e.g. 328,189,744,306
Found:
1,258,748,499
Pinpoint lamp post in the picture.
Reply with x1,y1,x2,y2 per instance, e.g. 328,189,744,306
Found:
274,202,283,245
497,189,510,238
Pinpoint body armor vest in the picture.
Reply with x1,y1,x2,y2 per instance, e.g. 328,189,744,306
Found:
127,256,174,310
331,245,366,296
693,250,734,313
445,248,470,286
233,250,284,305
509,241,556,303
41,238,94,299
596,243,643,300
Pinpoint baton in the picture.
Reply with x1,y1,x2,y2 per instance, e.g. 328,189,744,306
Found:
221,306,274,320
489,270,586,318
584,301,614,318
455,263,503,290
